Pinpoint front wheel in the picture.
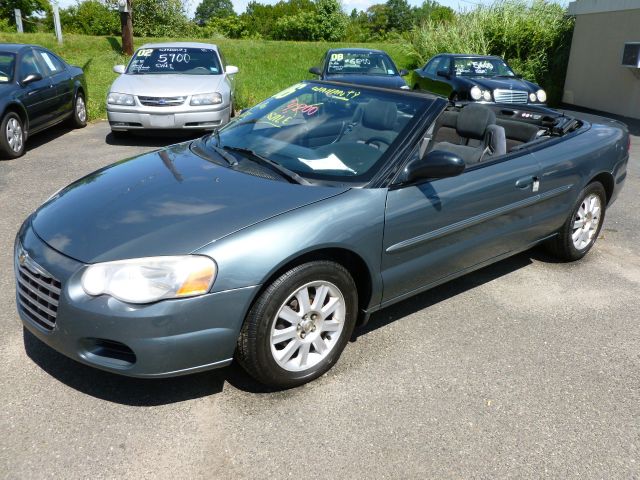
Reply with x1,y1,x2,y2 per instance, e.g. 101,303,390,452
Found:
70,93,87,128
236,260,358,388
545,181,606,261
0,112,25,159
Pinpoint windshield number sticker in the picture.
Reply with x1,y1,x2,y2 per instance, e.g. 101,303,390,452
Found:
137,49,153,57
311,86,360,101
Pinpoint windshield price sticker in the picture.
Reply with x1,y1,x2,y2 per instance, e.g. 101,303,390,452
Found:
263,99,321,127
311,86,361,101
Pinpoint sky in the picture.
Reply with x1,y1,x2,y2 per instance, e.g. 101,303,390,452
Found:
54,0,569,18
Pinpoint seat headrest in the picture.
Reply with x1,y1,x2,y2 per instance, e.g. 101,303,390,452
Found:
456,104,496,140
362,99,397,131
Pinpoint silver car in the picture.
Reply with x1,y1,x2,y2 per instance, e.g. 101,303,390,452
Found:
107,42,238,135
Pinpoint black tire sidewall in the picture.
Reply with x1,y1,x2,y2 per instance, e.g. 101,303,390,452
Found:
560,182,607,260
243,261,358,387
0,112,25,159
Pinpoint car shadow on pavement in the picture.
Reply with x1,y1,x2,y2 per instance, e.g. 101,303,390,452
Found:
23,247,550,405
23,124,76,154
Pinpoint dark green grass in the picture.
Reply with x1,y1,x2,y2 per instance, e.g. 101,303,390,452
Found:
0,33,410,121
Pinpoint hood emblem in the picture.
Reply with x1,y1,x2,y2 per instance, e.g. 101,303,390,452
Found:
16,246,51,278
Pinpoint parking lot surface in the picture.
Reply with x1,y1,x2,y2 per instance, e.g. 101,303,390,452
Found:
1,121,639,479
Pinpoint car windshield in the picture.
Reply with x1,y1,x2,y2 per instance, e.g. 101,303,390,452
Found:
0,53,15,83
126,47,222,75
198,82,432,184
453,58,515,77
327,52,398,76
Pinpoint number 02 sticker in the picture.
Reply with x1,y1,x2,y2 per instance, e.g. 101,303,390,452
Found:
137,49,153,57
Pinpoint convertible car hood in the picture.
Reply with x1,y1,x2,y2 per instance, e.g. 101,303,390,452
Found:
326,74,407,89
110,73,225,97
31,143,348,263
460,76,537,92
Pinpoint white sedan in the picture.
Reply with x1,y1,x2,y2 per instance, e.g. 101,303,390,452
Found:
107,42,238,135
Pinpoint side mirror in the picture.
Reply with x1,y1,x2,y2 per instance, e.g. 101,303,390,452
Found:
514,73,523,79
436,69,450,79
113,65,125,74
309,66,322,76
21,73,42,85
225,65,239,75
404,150,465,182
399,69,409,76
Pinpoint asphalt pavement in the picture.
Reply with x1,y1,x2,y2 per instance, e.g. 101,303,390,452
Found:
1,121,638,479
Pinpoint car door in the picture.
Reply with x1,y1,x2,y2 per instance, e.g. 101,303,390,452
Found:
381,145,542,303
16,49,55,131
35,49,73,120
421,56,453,97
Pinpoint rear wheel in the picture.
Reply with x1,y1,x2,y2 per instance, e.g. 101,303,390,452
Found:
546,182,606,261
236,260,358,388
0,112,25,159
70,92,87,128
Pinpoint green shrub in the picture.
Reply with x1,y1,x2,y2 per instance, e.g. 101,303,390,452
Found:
59,0,120,36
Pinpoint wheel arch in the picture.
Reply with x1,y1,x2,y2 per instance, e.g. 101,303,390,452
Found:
2,102,29,134
250,247,374,325
589,172,615,205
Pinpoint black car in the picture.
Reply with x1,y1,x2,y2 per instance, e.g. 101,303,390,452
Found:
0,44,87,159
411,54,546,105
309,48,409,89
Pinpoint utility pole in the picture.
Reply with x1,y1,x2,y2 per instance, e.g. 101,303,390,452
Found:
118,0,133,55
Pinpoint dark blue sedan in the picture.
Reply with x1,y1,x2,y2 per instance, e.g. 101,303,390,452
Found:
0,44,87,159
309,48,409,89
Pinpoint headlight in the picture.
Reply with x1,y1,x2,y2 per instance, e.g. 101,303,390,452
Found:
482,90,492,101
529,93,537,102
107,92,135,106
81,255,217,304
190,92,222,106
536,89,547,103
470,86,482,101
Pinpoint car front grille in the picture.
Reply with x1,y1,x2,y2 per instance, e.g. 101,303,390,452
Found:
493,89,529,104
138,96,186,107
16,255,61,331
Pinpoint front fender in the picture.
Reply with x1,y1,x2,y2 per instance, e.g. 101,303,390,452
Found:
196,188,388,309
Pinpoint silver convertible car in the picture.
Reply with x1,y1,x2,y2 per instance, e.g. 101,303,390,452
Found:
107,42,238,136
15,81,628,388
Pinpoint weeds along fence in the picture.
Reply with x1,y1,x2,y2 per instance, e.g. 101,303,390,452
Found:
401,0,575,105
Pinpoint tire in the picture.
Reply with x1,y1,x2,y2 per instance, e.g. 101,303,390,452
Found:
236,260,358,388
70,92,87,128
545,181,606,261
0,111,26,159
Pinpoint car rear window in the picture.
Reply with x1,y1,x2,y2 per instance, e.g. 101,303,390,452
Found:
127,47,222,75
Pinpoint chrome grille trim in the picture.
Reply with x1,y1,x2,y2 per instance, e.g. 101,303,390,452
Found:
15,251,61,331
138,96,186,107
493,89,529,104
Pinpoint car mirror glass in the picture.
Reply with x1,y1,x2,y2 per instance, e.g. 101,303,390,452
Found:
113,65,125,74
399,69,409,76
309,66,322,76
225,65,239,75
404,150,465,182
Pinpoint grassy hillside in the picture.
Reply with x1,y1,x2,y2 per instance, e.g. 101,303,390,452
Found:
0,33,410,121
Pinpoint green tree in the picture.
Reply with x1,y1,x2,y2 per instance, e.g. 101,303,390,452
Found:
1,0,50,30
194,0,235,24
386,0,413,32
366,4,389,38
413,0,454,25
55,0,120,36
132,0,191,37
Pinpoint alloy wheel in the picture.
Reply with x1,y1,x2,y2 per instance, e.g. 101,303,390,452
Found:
76,96,87,123
270,281,346,372
572,193,602,250
6,118,23,153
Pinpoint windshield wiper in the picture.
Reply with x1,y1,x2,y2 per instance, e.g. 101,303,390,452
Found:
222,146,311,185
190,136,237,166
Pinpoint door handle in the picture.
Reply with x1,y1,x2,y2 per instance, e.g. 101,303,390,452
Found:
515,176,540,192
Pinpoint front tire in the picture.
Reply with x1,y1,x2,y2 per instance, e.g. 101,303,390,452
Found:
70,93,87,128
237,260,358,388
546,181,606,261
0,112,25,159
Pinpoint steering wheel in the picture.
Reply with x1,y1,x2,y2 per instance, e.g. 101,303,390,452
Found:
364,136,392,150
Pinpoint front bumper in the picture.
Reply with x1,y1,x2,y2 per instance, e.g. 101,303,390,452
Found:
107,104,231,131
15,222,257,378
